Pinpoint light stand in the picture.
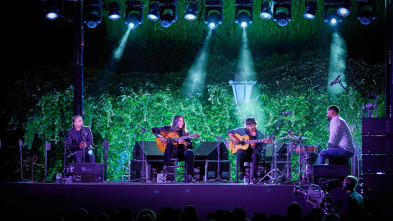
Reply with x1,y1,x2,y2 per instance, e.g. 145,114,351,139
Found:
18,140,23,181
44,141,51,181
102,140,109,181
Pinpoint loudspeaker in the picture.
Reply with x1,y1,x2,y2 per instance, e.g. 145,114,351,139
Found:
193,142,228,161
362,117,393,135
362,154,393,173
133,141,163,160
204,160,231,181
265,142,289,162
362,135,393,154
70,163,104,183
312,165,349,178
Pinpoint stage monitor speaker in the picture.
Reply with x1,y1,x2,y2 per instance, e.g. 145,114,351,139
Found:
204,160,230,181
312,165,349,179
70,163,104,183
193,142,228,161
133,141,163,161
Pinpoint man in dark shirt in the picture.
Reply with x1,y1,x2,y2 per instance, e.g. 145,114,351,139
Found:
66,115,95,163
341,175,363,220
228,118,265,184
152,115,196,183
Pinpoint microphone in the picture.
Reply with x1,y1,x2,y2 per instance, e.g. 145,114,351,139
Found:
282,111,292,115
330,75,341,86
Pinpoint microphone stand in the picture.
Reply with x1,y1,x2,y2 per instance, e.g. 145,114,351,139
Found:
210,134,228,182
296,125,308,184
134,125,158,182
259,112,286,184
335,78,364,117
60,126,75,172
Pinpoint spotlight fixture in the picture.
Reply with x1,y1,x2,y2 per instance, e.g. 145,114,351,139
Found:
147,1,160,21
205,0,223,29
304,0,317,20
323,0,342,26
272,0,292,26
45,0,59,20
357,0,376,25
159,0,178,28
84,0,103,28
108,1,121,20
260,1,272,20
235,0,254,29
125,0,144,29
185,0,198,21
337,0,351,17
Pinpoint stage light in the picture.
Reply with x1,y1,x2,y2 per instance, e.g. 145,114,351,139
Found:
323,0,342,26
125,0,144,29
260,1,272,20
108,1,121,20
304,0,317,20
205,0,223,29
45,0,59,20
159,0,178,28
147,1,160,21
357,0,376,25
325,11,341,26
235,0,253,29
272,0,292,26
337,0,351,17
84,0,103,28
185,1,198,21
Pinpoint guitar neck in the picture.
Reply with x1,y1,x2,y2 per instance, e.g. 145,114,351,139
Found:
243,138,268,144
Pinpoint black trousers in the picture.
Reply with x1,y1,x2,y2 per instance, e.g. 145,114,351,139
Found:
164,142,194,175
237,147,261,179
74,149,95,163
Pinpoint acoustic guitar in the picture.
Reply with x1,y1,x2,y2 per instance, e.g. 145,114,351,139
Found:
228,134,272,154
155,131,200,152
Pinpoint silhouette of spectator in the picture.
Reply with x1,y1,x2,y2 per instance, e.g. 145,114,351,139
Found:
137,209,156,221
323,213,340,221
119,208,134,221
310,208,324,221
286,202,302,221
180,205,198,221
157,206,175,221
96,212,110,221
251,212,267,221
233,208,247,221
268,214,284,221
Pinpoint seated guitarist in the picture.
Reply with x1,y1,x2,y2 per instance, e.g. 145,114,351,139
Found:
228,118,265,184
152,115,195,183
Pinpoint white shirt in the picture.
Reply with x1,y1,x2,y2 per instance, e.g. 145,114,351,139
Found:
328,115,355,153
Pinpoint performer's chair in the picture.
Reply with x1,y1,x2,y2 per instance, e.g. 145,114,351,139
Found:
166,158,187,182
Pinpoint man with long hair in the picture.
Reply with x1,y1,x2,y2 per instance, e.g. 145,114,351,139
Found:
228,118,266,184
152,115,195,182
67,115,95,163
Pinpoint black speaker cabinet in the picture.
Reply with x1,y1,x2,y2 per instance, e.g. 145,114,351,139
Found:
312,165,349,179
193,142,228,161
133,141,163,161
204,160,230,181
70,163,104,183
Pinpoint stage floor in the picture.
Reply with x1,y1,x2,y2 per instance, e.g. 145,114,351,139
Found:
1,181,327,220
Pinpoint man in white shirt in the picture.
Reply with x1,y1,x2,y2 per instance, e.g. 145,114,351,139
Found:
317,105,355,164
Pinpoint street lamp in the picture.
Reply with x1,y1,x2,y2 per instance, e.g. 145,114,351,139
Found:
229,80,256,104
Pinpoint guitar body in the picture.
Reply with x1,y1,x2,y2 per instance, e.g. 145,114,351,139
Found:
228,134,252,154
228,134,272,154
156,131,179,152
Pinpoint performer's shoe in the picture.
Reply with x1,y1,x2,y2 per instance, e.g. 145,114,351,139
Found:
239,172,244,180
161,165,168,174
252,177,258,184
186,175,194,183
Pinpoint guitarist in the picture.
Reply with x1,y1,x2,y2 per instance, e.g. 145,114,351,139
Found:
228,118,265,184
152,115,195,183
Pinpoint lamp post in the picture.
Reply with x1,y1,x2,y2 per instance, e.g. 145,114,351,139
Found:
229,80,256,121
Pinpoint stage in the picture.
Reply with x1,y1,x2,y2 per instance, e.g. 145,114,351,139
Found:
1,181,326,220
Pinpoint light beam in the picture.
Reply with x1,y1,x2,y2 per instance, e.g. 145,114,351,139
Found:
328,31,348,97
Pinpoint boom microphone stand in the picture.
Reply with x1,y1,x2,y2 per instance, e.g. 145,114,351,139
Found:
296,125,308,184
134,125,158,182
210,134,228,182
60,126,75,172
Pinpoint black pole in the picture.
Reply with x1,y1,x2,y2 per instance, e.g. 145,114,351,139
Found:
73,0,84,117
386,0,393,117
